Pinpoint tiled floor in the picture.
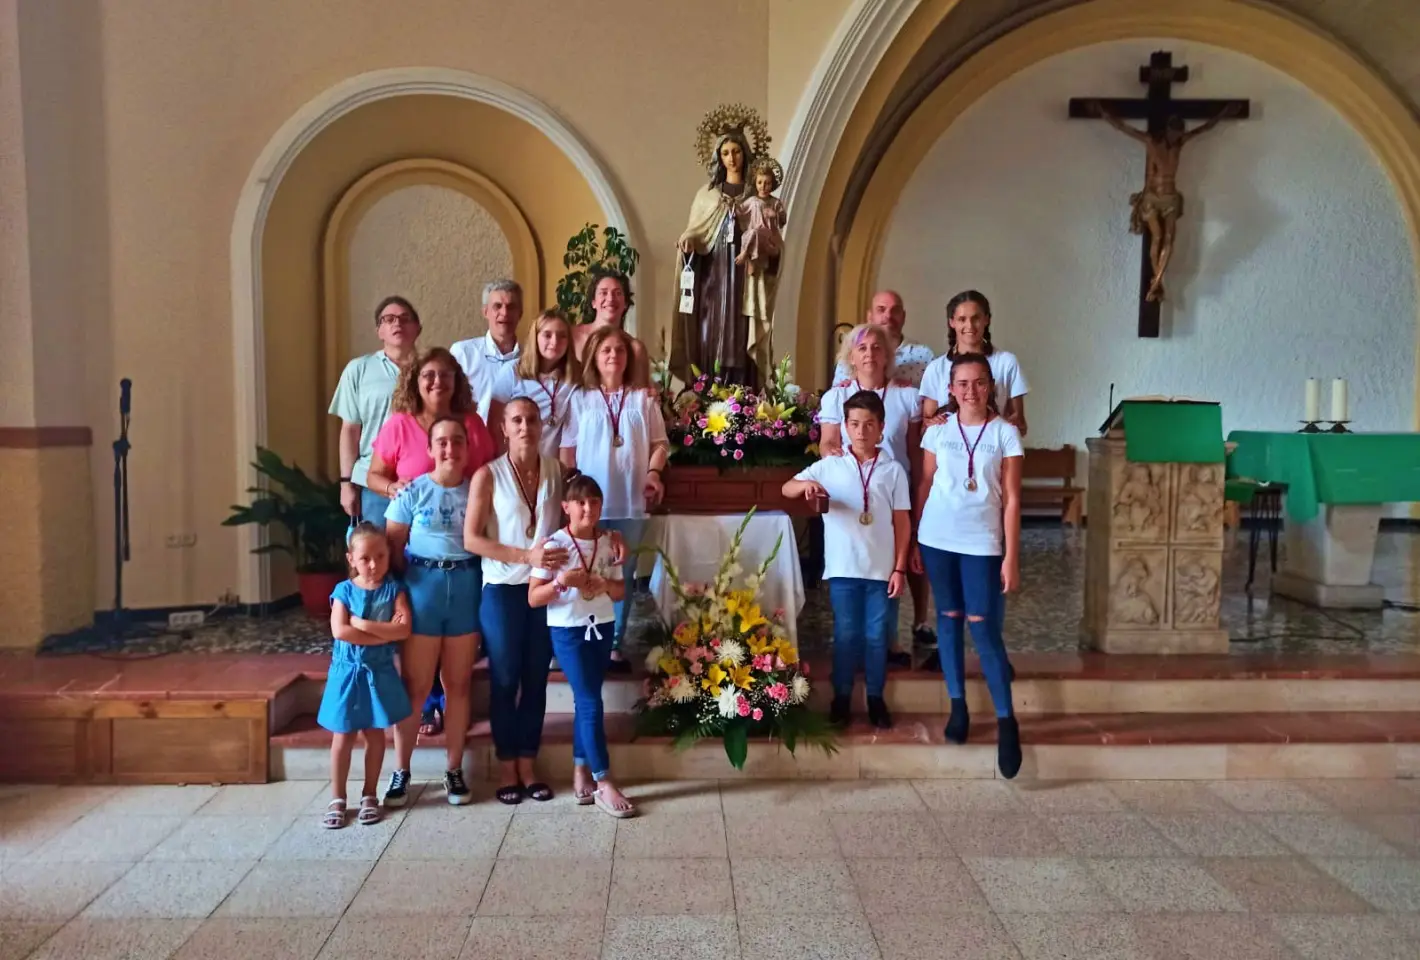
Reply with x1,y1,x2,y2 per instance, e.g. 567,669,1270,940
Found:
2,779,1418,959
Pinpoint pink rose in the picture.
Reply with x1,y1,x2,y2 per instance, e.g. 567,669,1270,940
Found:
774,419,784,428
693,382,704,392
733,449,745,461
736,696,751,717
690,661,703,675
720,448,729,457
735,433,745,444
789,425,799,436
752,708,763,721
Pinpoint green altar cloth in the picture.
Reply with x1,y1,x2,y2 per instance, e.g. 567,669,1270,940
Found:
1120,401,1225,463
1225,431,1420,522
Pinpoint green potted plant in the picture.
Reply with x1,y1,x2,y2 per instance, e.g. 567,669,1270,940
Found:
555,223,640,323
223,447,349,617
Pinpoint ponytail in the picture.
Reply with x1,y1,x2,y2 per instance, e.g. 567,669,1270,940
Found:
945,289,995,357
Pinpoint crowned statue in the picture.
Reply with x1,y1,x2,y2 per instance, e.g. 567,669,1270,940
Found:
671,104,782,388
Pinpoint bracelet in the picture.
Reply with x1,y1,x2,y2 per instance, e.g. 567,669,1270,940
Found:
893,569,907,575
339,477,352,484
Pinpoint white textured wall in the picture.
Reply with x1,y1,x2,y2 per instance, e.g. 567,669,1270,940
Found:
881,40,1416,455
346,184,514,358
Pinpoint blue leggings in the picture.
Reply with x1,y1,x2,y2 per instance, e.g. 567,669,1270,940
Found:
919,545,1014,718
550,622,615,779
601,518,648,650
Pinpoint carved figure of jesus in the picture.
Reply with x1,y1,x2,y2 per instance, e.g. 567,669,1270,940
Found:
1089,100,1242,302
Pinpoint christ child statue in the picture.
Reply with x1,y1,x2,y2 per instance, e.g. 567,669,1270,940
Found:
734,161,786,276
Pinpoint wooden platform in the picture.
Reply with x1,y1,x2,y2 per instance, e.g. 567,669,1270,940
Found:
3,650,1420,784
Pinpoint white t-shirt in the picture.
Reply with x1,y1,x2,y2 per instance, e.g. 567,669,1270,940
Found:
794,452,909,582
531,528,622,628
919,350,1028,415
833,338,935,389
817,382,921,467
480,454,563,586
919,415,1023,557
510,375,575,460
450,333,521,420
561,387,668,520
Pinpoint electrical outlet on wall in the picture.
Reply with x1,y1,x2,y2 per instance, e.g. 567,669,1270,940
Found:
168,610,205,630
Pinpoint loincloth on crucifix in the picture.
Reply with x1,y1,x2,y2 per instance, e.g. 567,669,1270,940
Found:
1128,190,1183,234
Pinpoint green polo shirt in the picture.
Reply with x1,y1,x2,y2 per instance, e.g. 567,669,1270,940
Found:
328,350,402,486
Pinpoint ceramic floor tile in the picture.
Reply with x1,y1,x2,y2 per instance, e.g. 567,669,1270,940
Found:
726,811,840,859
1106,781,1232,814
1145,813,1291,857
1310,858,1420,912
1013,782,1126,813
27,918,200,960
731,858,861,915
261,813,401,861
738,913,879,960
0,788,116,825
0,816,71,863
215,861,372,918
144,817,295,862
497,813,616,859
1268,914,1418,960
170,917,336,960
618,781,722,814
196,783,326,817
1353,814,1420,854
315,915,471,960
935,814,1064,857
476,858,611,916
0,921,60,960
0,861,132,921
602,915,736,960
1044,815,1180,857
1085,858,1244,913
1251,813,1402,858
869,912,1020,960
963,857,1117,913
1131,914,1297,960
829,813,948,859
613,812,727,858
1205,781,1331,813
718,781,824,815
911,780,1026,813
345,859,492,916
607,859,733,916
847,857,990,915
81,861,254,919
814,780,926,813
380,808,511,860
302,783,425,814
24,815,183,863
1302,781,1420,813
92,786,220,818
998,913,1146,960
1201,857,1372,913
459,917,604,960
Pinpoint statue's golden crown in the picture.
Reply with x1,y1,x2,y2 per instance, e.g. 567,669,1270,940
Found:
695,103,772,172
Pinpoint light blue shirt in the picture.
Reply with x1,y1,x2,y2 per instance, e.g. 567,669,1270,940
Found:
385,474,472,560
328,350,402,486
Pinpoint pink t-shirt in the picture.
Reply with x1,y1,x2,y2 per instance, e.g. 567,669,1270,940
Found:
372,412,496,482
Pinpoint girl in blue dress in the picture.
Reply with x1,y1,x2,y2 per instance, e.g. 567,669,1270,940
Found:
318,522,413,828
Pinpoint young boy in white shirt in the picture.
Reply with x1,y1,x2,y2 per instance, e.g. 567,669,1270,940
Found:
783,391,910,729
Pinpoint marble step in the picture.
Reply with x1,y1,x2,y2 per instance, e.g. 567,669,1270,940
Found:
268,710,1420,782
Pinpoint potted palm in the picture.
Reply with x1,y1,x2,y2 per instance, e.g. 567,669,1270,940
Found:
223,447,349,617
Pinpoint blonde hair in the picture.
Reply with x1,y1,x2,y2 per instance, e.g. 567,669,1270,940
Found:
390,347,474,416
515,309,571,381
834,323,897,381
579,326,649,390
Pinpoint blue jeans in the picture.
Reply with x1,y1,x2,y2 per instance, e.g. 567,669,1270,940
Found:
601,518,648,650
919,545,1014,718
404,560,482,637
828,578,892,698
483,583,552,761
549,622,615,779
359,487,390,528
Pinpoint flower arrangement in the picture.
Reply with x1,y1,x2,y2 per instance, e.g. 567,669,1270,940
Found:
654,355,822,468
636,510,838,769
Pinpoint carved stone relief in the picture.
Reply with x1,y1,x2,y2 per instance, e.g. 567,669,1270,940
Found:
1173,550,1223,627
1111,462,1169,541
1174,463,1225,540
1108,549,1167,628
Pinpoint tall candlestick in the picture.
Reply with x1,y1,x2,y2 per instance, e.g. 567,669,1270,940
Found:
1330,378,1348,423
1304,379,1319,423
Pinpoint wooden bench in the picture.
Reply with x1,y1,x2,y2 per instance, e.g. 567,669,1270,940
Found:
1021,445,1084,525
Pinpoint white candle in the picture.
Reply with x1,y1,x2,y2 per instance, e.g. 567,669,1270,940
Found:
1304,379,1319,423
1330,378,1348,423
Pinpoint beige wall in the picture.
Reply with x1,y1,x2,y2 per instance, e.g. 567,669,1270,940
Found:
767,0,855,148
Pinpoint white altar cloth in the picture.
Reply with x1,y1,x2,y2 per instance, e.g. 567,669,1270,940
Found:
648,512,805,650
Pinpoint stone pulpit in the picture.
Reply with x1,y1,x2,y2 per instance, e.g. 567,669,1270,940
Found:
1083,400,1229,654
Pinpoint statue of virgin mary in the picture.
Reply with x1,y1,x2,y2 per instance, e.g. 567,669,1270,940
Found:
670,104,775,387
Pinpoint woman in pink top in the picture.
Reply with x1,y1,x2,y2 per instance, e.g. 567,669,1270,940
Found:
368,347,496,498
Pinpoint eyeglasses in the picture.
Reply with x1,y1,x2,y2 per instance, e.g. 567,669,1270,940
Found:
379,314,417,326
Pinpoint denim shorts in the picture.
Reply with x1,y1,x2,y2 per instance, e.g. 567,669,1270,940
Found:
404,558,482,637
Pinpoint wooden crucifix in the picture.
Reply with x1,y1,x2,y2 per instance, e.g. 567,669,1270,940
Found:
1069,51,1249,337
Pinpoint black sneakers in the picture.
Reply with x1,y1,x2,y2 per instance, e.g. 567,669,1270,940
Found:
384,769,411,808
444,767,472,805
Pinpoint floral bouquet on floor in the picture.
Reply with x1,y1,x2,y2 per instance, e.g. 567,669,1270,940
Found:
635,510,838,769
654,355,821,468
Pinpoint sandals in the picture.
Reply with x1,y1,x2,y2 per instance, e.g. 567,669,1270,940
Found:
573,786,596,806
525,782,554,803
322,799,347,829
357,796,381,826
593,787,638,819
418,707,444,738
496,784,524,805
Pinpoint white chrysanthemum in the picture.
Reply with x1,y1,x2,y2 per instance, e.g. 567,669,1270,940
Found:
644,645,665,673
668,678,698,702
790,676,810,704
717,639,747,666
716,684,740,718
